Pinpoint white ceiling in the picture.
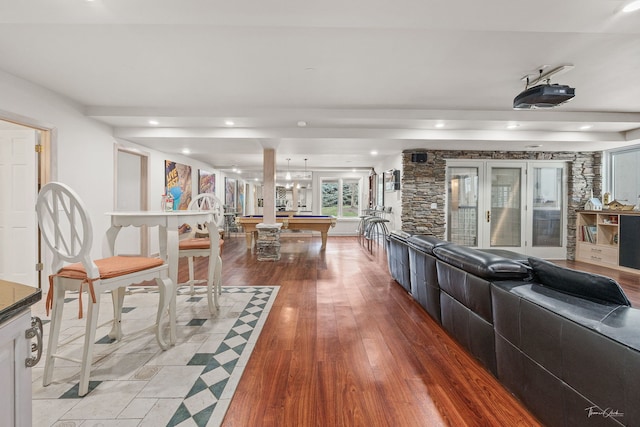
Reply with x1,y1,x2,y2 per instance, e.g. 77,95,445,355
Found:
2,0,640,181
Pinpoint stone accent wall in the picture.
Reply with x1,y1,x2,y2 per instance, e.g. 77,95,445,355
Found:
401,150,602,260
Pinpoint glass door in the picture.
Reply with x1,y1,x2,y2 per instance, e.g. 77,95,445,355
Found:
447,166,480,246
483,163,526,249
446,160,567,258
526,162,566,259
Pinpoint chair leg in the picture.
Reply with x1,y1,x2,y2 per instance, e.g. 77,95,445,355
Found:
216,255,222,297
43,283,66,387
207,256,216,315
154,276,175,350
108,287,126,340
188,256,196,295
78,293,101,397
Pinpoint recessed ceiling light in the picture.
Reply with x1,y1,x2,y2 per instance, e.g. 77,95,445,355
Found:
148,120,159,125
580,124,593,130
254,178,259,181
232,167,237,172
507,123,519,129
370,150,378,156
225,120,235,126
623,0,640,12
435,122,445,128
525,144,543,149
181,148,191,154
297,121,307,127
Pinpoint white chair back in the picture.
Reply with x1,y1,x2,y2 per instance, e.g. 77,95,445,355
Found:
36,182,98,279
188,193,224,227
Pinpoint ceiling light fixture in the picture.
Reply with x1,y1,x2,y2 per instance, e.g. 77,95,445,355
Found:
435,122,445,128
149,120,159,125
225,120,235,126
297,121,307,127
286,158,292,180
370,150,378,156
181,148,191,154
507,123,519,129
580,124,593,130
623,0,640,12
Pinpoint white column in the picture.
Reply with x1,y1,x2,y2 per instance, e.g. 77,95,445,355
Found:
263,148,276,224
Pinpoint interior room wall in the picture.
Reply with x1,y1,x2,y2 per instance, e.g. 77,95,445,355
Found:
374,153,403,232
0,69,226,285
401,149,602,260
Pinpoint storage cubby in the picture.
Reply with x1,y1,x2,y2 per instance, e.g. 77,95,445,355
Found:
576,211,640,272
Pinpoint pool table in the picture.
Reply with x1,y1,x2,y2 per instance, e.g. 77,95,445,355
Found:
237,214,337,250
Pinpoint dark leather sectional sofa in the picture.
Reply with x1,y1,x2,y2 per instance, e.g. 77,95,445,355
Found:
385,231,640,427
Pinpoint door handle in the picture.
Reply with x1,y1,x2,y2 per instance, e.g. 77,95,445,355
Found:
486,210,491,223
25,316,43,368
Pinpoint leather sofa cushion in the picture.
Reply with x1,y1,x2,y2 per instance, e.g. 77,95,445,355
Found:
407,235,449,255
480,249,529,265
528,257,631,306
433,244,530,280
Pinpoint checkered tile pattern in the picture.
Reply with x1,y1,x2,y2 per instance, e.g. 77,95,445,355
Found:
31,286,279,427
168,287,277,426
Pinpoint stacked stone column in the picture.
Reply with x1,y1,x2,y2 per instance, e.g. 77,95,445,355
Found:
256,223,282,261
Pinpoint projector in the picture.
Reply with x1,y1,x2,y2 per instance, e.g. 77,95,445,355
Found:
513,84,575,109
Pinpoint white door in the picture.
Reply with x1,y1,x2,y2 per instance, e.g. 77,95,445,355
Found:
481,162,527,251
0,129,38,286
525,162,567,259
447,160,567,258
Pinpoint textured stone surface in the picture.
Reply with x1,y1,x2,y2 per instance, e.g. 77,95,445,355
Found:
400,150,602,260
256,223,282,261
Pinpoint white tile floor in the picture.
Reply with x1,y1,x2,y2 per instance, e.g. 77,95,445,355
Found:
31,285,278,427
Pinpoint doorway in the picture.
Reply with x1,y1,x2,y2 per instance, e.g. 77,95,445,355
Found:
114,145,149,256
0,118,51,287
446,160,567,259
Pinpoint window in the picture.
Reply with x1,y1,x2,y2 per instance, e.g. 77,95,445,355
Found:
342,179,359,217
321,177,360,217
610,147,640,207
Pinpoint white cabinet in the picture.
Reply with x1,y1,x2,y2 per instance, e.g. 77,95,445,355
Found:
0,309,34,427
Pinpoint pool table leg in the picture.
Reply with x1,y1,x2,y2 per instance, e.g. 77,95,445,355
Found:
321,231,328,250
244,231,253,249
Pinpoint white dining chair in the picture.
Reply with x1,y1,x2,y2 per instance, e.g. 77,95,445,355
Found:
36,182,174,397
178,193,224,313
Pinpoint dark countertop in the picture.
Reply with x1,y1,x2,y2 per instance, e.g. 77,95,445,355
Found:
0,280,42,325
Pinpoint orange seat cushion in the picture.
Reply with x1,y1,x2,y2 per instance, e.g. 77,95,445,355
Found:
55,256,164,280
179,238,225,252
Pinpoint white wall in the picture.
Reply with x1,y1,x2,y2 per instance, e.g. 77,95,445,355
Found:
0,70,122,285
0,69,235,288
374,153,403,232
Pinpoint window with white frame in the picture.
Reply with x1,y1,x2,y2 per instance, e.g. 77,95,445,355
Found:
610,147,640,208
321,177,360,217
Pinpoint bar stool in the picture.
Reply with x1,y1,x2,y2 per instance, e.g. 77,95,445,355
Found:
365,217,390,251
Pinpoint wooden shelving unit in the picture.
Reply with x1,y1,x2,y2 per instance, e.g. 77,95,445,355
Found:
576,210,640,272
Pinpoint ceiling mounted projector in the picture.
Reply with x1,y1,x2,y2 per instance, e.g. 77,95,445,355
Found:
513,64,575,110
513,84,575,110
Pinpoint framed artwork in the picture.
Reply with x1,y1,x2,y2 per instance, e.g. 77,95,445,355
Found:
237,182,245,215
225,177,236,210
384,169,400,192
198,169,216,194
165,160,192,210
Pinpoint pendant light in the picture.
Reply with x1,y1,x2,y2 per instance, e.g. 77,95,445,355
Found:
286,158,292,180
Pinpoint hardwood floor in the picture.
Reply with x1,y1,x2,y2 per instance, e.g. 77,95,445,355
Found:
179,234,640,427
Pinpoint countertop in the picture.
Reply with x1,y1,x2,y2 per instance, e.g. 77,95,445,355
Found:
0,279,42,325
